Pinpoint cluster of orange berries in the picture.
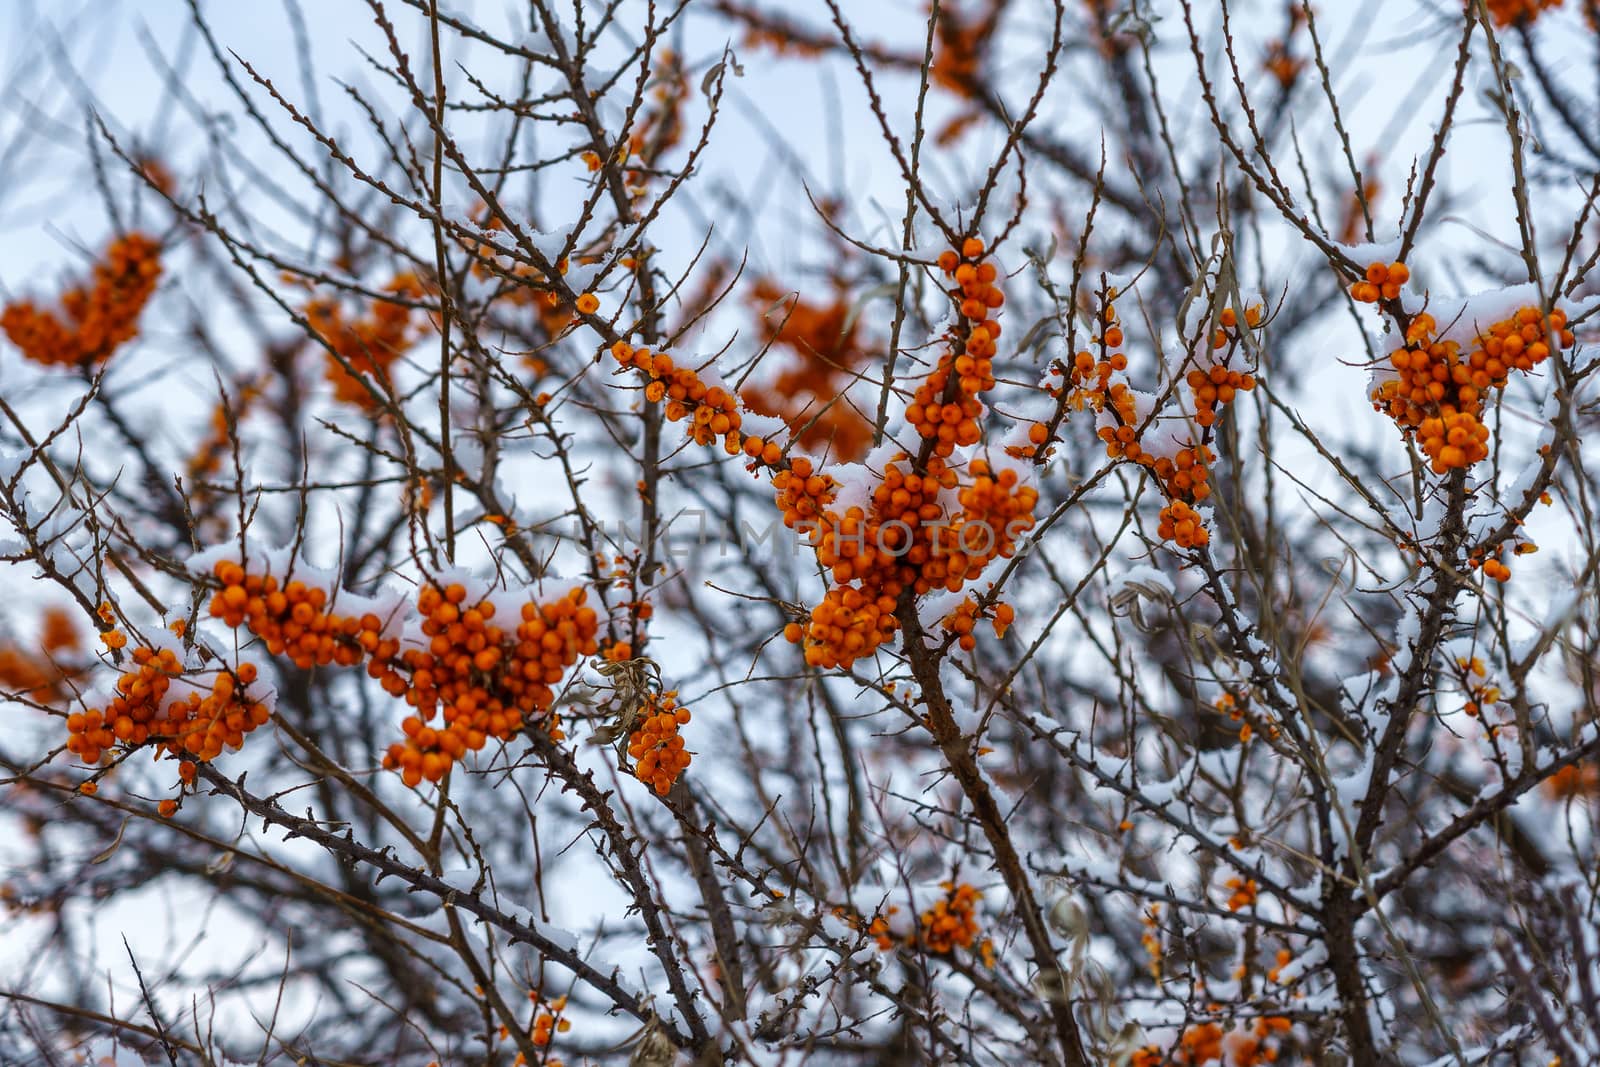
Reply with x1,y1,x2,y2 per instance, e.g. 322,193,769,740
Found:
1547,761,1600,799
866,912,897,950
837,468,954,581
603,237,1035,673
930,0,1003,98
740,278,875,461
532,994,570,1047
912,239,1004,456
832,902,899,950
0,607,84,702
788,584,895,670
389,584,597,785
789,486,1033,670
1420,410,1492,475
611,341,748,453
855,456,958,585
939,462,1031,575
2,233,162,367
207,559,598,787
957,460,1038,561
1481,305,1573,377
148,662,266,769
1454,655,1503,717
1081,385,1176,484
1224,876,1259,911
1263,38,1304,88
1210,304,1263,350
1172,305,1259,495
917,881,994,964
1055,289,1131,421
1485,0,1563,27
1215,691,1260,744
1091,384,1144,464
941,599,982,651
305,273,429,409
785,450,1037,670
606,336,876,674
0,644,62,700
1153,442,1217,504
1364,269,1572,477
64,644,268,783
836,881,994,964
1468,539,1535,587
1190,313,1259,432
503,993,571,1066
1479,554,1511,584
1067,292,1257,549
1140,904,1164,980
737,20,827,60
772,454,838,530
1129,1017,1292,1067
626,690,692,796
940,597,1017,651
208,561,400,670
136,155,177,196
1159,500,1209,549
1349,261,1409,304
1370,312,1486,473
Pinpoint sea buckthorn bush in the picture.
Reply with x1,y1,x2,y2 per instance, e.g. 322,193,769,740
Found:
2,2,1600,1066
